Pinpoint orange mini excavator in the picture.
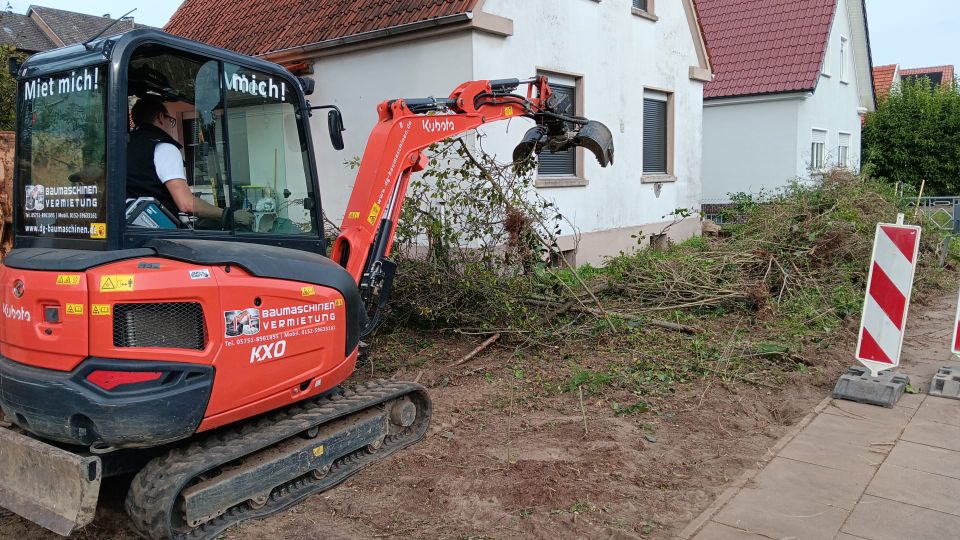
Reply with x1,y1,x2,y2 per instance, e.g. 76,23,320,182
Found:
0,29,613,539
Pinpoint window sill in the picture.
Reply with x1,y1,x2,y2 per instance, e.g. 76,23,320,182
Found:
821,72,831,78
535,176,588,188
641,174,676,184
631,8,658,22
840,79,850,85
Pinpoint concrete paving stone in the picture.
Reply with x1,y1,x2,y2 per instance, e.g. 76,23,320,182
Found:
865,463,960,517
692,521,772,540
913,394,960,427
900,418,960,452
779,425,886,474
713,457,869,540
790,408,905,449
894,391,926,410
885,440,960,481
841,494,960,540
823,399,916,425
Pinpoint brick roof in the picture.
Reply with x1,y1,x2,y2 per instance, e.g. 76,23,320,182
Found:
0,11,55,52
900,65,955,89
872,64,897,101
165,0,481,57
694,0,837,100
29,6,149,46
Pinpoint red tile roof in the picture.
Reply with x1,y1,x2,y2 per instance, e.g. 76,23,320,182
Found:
872,64,897,101
165,0,480,56
900,65,955,89
694,0,837,100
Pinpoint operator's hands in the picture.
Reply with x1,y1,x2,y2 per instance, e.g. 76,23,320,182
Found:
233,209,254,227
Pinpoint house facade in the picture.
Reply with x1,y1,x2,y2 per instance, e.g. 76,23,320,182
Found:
696,0,875,206
166,0,712,265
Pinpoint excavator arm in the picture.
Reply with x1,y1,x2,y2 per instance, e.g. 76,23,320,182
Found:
331,76,615,333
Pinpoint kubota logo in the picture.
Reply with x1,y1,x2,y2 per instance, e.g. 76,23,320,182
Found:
250,340,287,364
2,304,31,322
422,118,455,133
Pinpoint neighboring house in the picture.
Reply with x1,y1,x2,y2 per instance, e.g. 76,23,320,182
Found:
166,0,713,265
0,5,147,55
696,0,875,207
873,64,900,102
900,65,955,90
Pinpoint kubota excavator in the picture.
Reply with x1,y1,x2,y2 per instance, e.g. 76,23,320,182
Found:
0,29,613,539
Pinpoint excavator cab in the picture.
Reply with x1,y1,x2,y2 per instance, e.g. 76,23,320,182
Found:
1,28,613,540
14,30,329,253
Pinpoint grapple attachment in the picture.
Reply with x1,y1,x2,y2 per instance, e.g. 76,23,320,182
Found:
513,120,615,168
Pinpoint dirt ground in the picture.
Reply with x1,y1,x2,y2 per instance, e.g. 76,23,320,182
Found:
7,297,952,540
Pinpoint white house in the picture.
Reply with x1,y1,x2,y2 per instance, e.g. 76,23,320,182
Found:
695,0,875,206
166,0,712,265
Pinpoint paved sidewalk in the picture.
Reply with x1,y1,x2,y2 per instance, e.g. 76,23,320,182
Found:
679,300,960,540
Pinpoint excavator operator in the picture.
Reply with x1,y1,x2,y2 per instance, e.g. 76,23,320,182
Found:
127,98,252,228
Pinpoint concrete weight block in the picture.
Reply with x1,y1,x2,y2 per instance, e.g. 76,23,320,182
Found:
832,366,910,408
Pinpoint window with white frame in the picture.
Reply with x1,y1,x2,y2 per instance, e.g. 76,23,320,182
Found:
838,132,851,167
840,36,849,83
822,38,831,76
811,129,827,170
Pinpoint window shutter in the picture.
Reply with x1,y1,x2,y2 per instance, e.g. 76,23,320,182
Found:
538,83,576,177
643,98,668,174
839,133,850,147
812,129,827,145
633,0,649,11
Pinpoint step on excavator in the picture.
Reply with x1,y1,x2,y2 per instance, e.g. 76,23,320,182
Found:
0,29,614,539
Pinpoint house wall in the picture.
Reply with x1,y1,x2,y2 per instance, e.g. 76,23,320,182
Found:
304,33,474,224
701,97,801,202
471,0,706,262
795,0,865,177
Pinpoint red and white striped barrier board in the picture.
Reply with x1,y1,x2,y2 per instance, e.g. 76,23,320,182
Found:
855,220,922,376
951,287,960,355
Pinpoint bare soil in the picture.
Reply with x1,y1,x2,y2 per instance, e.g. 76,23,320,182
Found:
7,299,943,539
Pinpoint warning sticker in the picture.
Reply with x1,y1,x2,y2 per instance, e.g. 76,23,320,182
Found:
91,304,111,316
90,223,106,239
348,211,361,220
56,274,81,286
301,286,316,297
65,303,83,315
99,275,134,292
335,298,343,307
504,105,514,117
367,203,381,226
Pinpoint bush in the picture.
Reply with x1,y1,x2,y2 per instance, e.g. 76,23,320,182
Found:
863,77,960,195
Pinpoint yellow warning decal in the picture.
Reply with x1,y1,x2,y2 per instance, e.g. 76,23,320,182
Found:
91,304,111,316
66,303,84,315
301,286,316,297
504,105,514,117
312,445,325,458
367,203,381,226
100,275,134,292
90,223,106,239
335,298,344,307
348,211,361,220
56,275,81,286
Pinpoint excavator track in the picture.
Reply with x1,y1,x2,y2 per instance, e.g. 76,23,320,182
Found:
125,379,431,540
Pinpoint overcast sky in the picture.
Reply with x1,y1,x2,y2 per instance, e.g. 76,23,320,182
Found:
5,0,957,70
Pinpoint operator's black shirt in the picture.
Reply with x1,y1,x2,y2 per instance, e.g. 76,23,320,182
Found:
126,125,183,216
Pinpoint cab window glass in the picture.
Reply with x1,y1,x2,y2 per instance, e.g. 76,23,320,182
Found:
223,63,316,236
126,47,228,231
17,66,107,239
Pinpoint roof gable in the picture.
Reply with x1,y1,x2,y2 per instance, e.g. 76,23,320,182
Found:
28,5,147,46
873,64,898,101
165,0,481,57
0,11,55,52
901,65,955,89
694,0,837,100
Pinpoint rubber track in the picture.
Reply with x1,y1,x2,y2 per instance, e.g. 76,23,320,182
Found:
124,379,430,540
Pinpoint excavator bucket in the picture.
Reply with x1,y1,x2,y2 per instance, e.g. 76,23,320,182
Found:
0,427,102,536
513,120,615,168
